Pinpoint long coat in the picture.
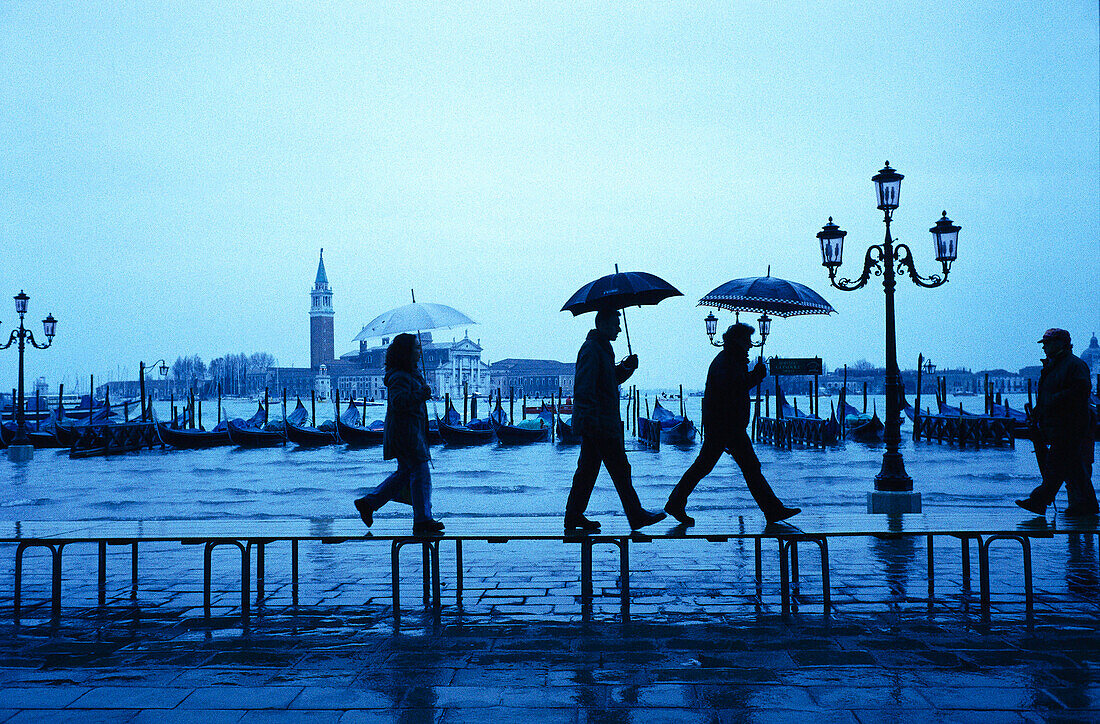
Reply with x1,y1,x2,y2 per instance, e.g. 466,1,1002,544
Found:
1035,349,1093,443
571,329,634,439
701,348,766,444
382,369,432,462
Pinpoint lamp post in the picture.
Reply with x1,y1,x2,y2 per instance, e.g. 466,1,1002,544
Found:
816,162,960,513
703,311,771,352
139,360,168,420
1,291,58,461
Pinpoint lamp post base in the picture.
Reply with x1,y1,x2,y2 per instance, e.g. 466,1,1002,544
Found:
7,444,33,462
867,490,921,514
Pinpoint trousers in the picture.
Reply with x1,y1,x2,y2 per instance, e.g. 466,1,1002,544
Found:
667,430,783,516
566,434,646,526
362,457,432,522
1028,437,1097,512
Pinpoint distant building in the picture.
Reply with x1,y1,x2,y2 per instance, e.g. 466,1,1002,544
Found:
489,359,576,398
310,249,335,369
340,331,490,402
975,369,1026,393
247,250,494,403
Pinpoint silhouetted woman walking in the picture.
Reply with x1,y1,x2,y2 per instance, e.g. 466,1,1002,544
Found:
354,333,444,535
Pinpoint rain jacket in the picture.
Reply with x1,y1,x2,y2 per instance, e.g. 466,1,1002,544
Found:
571,329,634,439
382,369,432,462
1035,349,1093,443
701,348,767,442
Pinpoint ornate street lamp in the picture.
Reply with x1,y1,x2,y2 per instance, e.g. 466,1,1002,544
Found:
1,291,58,459
817,163,960,513
139,360,169,420
703,311,771,350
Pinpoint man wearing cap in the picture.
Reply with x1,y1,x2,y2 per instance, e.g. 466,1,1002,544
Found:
1016,328,1097,516
664,323,801,525
565,309,667,532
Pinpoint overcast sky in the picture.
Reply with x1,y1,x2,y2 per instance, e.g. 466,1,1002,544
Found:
1,2,1097,392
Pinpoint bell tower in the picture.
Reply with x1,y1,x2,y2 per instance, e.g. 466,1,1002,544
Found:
310,249,334,369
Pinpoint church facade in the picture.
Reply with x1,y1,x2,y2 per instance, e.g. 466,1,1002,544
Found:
260,250,490,404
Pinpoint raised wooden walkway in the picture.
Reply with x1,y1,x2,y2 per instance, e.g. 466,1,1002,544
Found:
5,511,1088,630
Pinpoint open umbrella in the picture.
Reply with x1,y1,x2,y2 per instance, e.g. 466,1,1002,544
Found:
562,266,682,354
356,291,474,467
698,272,834,354
698,274,835,318
354,294,475,341
699,272,834,427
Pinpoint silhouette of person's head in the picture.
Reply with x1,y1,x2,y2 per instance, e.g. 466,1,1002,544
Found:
594,309,621,341
1038,327,1072,359
386,333,420,373
722,323,754,351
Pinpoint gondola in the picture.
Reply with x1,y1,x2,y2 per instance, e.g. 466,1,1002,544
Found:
489,402,550,444
847,410,884,442
555,415,581,444
774,387,840,445
285,399,340,446
227,402,288,448
157,418,232,449
336,401,385,446
436,401,495,445
648,399,697,445
54,404,120,447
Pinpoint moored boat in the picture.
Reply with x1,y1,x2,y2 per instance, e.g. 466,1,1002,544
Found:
336,401,385,446
227,402,287,448
489,402,550,444
436,401,495,445
648,399,697,445
285,399,339,446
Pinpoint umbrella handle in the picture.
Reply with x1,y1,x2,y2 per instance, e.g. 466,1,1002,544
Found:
621,306,633,356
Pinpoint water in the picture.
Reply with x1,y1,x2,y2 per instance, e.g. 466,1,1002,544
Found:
0,393,1058,524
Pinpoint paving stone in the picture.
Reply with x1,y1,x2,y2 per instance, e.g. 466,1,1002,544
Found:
3,710,135,724
240,711,343,724
290,687,393,709
0,687,91,709
180,686,305,710
130,710,245,724
71,685,193,709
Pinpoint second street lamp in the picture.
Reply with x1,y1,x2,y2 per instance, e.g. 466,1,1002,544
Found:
817,162,960,513
139,360,169,420
1,291,58,461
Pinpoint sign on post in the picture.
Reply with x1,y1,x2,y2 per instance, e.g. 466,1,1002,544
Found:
769,357,823,376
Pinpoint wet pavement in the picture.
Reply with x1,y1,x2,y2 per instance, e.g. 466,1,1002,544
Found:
1,526,1098,722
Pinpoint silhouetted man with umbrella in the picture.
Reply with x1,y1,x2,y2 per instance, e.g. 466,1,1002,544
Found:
664,323,800,525
1016,328,1097,517
565,309,667,531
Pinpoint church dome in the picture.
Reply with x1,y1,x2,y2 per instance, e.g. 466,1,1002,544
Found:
1081,333,1100,369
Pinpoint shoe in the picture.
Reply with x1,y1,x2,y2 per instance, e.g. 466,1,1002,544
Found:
1015,498,1047,516
1063,506,1099,518
564,515,601,532
765,506,801,524
663,501,695,526
630,509,667,531
353,498,373,528
412,519,445,536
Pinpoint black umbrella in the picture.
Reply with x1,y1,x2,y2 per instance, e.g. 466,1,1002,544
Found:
698,274,835,317
698,272,834,357
562,266,682,354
